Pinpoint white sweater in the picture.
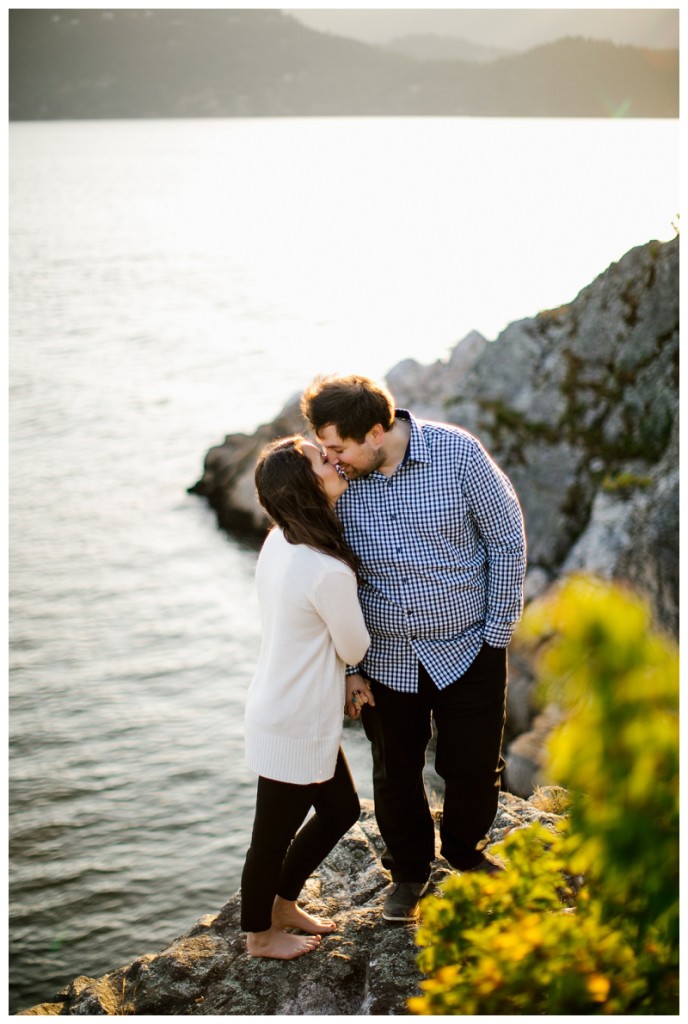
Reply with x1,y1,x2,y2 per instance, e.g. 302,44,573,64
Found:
244,528,370,785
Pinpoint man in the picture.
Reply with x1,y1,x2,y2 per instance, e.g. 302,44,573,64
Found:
300,374,526,923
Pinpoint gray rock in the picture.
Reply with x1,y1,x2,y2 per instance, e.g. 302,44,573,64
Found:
509,440,585,567
18,796,566,1016
561,487,648,579
523,567,551,603
505,706,566,798
616,417,679,638
385,330,488,422
440,237,678,600
188,393,304,535
504,645,538,740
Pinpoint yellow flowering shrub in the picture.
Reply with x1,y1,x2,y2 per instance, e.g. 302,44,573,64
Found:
411,576,678,1015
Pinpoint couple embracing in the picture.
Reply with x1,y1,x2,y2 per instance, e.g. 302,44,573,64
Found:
239,374,526,959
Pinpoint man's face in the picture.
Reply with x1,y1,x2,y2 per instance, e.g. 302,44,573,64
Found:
317,423,385,480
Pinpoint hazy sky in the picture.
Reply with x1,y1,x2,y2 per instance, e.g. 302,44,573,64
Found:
286,8,679,52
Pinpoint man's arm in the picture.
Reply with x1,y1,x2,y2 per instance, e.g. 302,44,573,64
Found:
464,440,526,646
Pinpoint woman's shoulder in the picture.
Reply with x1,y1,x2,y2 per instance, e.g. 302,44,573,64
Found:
257,526,283,559
261,525,284,548
260,529,353,579
301,541,355,581
311,548,355,580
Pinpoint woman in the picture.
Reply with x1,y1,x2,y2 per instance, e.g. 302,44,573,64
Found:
241,435,373,960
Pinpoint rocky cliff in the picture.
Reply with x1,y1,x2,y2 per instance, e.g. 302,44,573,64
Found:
189,235,679,794
19,793,566,1015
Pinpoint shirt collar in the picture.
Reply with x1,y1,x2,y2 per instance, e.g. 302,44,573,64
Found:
395,409,430,466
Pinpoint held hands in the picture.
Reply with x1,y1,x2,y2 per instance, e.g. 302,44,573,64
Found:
345,674,375,720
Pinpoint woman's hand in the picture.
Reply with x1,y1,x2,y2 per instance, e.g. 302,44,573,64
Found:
345,674,375,719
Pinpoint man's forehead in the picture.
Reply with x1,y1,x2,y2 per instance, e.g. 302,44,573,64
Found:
317,424,348,446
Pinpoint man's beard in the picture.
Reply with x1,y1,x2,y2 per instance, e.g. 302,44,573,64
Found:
341,447,386,480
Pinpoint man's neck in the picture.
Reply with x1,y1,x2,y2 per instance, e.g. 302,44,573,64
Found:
378,417,411,477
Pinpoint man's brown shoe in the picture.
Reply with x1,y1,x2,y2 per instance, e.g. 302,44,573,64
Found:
382,881,430,922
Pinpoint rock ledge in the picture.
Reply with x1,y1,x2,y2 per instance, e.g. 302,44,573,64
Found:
19,794,565,1016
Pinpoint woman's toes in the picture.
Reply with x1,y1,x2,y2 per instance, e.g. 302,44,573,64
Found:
272,901,337,935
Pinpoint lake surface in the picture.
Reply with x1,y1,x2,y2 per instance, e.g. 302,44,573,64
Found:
8,115,678,1012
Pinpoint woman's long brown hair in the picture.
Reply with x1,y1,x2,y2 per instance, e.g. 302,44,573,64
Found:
254,435,359,577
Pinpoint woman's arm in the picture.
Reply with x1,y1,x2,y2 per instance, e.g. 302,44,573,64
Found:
313,569,370,667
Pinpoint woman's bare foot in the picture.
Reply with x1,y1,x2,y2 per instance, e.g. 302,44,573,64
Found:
272,896,336,934
246,926,321,960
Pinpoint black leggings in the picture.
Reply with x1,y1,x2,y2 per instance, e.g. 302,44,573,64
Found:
240,749,360,933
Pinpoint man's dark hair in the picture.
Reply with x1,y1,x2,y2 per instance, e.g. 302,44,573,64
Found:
301,374,395,443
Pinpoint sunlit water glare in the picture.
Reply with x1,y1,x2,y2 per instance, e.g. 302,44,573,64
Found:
9,115,677,1012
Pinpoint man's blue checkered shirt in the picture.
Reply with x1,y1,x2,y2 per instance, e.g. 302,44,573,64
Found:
337,410,526,692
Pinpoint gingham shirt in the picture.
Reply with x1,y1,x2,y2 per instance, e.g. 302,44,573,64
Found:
337,410,526,692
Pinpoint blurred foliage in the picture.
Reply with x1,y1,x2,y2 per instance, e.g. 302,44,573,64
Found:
411,575,678,1015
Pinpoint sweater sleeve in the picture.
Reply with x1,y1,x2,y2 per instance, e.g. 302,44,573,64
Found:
312,567,370,667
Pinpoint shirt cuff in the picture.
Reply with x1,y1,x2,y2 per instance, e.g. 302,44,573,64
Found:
345,665,361,676
483,623,513,647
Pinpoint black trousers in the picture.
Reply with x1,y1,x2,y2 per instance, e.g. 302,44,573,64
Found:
240,749,360,932
361,642,507,880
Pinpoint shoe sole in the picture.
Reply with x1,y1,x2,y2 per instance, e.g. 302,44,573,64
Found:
381,911,419,922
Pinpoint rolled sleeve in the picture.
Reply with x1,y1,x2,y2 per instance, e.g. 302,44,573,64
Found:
464,440,526,646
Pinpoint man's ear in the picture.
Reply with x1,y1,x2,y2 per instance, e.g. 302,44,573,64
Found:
368,423,385,447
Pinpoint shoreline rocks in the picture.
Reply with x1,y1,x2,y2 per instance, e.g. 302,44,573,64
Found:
19,794,567,1016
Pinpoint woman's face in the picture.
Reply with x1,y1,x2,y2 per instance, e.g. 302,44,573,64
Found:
302,442,348,505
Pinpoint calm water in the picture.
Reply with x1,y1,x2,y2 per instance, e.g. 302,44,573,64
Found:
8,116,678,1012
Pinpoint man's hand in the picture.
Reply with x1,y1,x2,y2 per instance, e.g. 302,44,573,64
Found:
345,674,375,719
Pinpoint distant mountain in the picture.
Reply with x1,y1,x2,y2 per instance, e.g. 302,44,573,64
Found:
385,34,509,63
8,9,678,121
286,8,679,52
